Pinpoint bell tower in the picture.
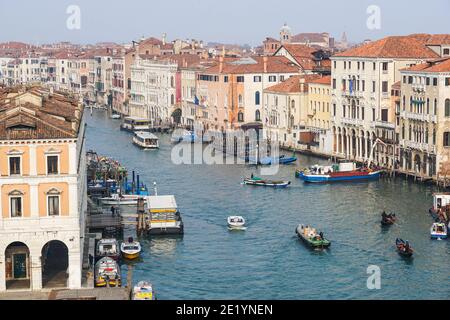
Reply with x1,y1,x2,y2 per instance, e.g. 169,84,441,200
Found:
280,23,292,44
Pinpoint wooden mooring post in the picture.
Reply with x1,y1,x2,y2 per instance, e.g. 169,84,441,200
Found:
137,197,146,236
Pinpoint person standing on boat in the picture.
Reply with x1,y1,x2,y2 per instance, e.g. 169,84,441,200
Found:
251,173,254,179
111,206,115,217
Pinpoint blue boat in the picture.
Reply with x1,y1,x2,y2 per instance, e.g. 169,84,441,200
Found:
253,155,297,165
296,163,383,183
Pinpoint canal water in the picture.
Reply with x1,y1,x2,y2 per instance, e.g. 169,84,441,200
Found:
86,110,450,300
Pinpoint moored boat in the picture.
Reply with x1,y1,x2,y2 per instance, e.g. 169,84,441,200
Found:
132,281,156,300
96,238,120,261
259,155,297,165
171,129,198,144
110,114,121,119
430,222,448,240
295,224,331,248
147,195,184,235
428,193,450,224
132,131,159,149
120,237,142,260
243,177,291,188
95,257,121,287
227,216,247,230
396,238,413,257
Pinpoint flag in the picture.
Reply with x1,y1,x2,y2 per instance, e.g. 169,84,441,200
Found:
349,79,353,94
194,95,199,105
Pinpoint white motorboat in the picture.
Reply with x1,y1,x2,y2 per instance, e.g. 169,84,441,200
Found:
95,257,121,287
227,216,246,230
100,193,147,206
110,114,121,119
430,222,448,240
132,281,156,300
120,237,142,260
96,238,120,260
133,131,159,149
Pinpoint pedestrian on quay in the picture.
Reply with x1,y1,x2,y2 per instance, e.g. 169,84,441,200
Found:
88,254,94,268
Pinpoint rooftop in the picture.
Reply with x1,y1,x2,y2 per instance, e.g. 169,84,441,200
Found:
402,58,450,73
264,74,321,93
0,85,84,140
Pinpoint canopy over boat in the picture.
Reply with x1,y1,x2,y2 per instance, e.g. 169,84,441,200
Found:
147,195,178,213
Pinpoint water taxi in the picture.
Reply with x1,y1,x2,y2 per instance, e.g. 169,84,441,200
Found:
147,195,184,235
295,224,331,248
132,131,159,149
120,117,151,132
132,281,156,300
120,237,142,260
96,239,120,261
296,162,382,183
227,216,247,230
430,222,448,240
95,257,121,287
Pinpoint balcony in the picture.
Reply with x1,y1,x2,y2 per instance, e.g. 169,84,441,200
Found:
400,111,436,122
412,84,426,93
341,117,364,127
401,140,436,153
373,120,395,129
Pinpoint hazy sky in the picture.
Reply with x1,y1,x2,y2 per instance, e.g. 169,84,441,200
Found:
0,0,448,46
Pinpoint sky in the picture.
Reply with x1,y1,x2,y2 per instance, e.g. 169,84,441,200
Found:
0,0,448,46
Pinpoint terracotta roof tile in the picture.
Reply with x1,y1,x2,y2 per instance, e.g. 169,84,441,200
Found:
204,56,300,74
264,74,321,93
402,58,450,73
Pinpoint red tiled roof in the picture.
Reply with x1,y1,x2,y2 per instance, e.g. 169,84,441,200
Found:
402,58,450,73
292,33,328,44
264,74,321,93
334,36,440,59
309,75,332,85
204,56,300,74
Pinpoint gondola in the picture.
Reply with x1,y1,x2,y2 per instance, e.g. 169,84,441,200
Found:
381,212,396,226
243,177,291,188
396,238,413,257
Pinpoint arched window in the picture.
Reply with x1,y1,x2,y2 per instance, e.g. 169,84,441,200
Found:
434,99,438,115
171,94,175,105
238,94,243,106
427,98,430,114
170,76,174,88
291,100,295,109
255,110,261,121
445,99,450,117
255,91,260,105
238,112,244,123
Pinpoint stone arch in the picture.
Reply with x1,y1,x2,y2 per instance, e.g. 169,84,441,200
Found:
414,154,421,173
41,240,69,289
4,241,31,290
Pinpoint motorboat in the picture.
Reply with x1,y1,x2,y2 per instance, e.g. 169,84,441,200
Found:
227,216,247,230
96,238,120,261
259,155,297,165
171,129,198,143
147,195,184,235
120,237,142,260
132,281,156,300
100,193,147,206
396,238,413,257
381,212,396,226
243,177,291,188
133,131,159,149
296,162,383,183
120,117,151,132
95,257,121,287
110,114,121,119
430,222,448,240
295,224,331,248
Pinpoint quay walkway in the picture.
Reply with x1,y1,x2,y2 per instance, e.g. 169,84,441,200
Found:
0,288,129,300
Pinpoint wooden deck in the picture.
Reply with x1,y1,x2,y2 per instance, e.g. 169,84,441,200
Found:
87,213,122,229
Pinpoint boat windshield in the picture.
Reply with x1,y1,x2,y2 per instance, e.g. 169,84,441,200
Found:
124,246,139,250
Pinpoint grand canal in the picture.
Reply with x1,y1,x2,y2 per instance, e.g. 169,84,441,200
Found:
86,110,450,300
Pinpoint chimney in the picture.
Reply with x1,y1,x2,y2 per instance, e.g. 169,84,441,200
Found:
299,78,305,92
263,56,268,73
219,56,224,73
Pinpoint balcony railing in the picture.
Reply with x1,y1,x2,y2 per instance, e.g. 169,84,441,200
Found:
373,120,395,129
401,139,436,153
400,111,437,123
341,117,364,126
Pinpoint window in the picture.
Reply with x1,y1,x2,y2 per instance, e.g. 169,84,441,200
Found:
238,95,243,106
433,78,438,86
382,81,388,93
47,155,59,175
269,76,277,82
332,78,336,89
237,76,244,83
372,108,376,121
280,76,285,82
373,62,376,71
382,62,388,71
48,195,60,216
444,132,450,147
381,109,388,122
238,112,244,122
446,78,450,86
444,48,450,56
333,104,336,116
10,196,23,218
362,80,365,92
255,110,261,122
372,81,376,93
446,99,450,117
255,91,260,105
426,77,430,86
253,76,261,82
9,156,21,175
224,76,229,83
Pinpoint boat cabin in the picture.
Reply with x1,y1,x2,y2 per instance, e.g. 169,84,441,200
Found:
121,117,151,132
133,131,159,149
146,195,183,234
433,193,450,210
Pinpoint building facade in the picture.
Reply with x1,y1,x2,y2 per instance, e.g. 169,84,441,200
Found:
0,85,86,292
